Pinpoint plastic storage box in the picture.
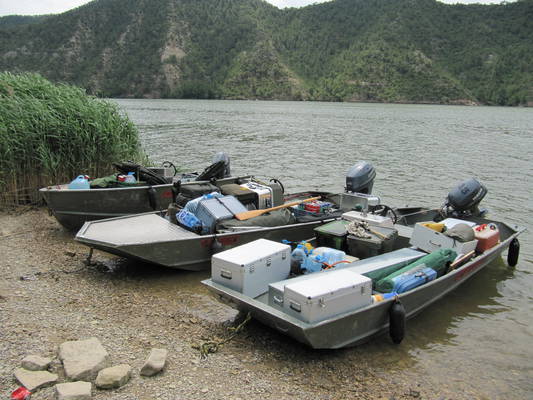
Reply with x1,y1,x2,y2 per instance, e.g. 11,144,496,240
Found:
283,269,372,323
196,195,247,233
346,226,398,260
409,222,478,255
314,220,350,250
342,211,394,228
211,239,291,298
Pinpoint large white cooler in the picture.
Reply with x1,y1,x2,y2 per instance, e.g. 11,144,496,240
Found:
283,269,372,323
211,239,290,298
409,222,478,256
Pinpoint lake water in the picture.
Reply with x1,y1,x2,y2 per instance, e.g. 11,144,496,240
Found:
113,99,533,398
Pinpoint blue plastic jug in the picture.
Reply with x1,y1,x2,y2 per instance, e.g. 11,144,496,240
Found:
291,244,307,270
124,172,136,183
68,175,90,190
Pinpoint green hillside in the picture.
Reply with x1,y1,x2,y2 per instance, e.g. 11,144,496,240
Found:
1,0,532,105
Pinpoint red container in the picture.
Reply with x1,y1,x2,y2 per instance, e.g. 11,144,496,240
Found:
11,387,31,400
304,202,321,213
474,224,500,252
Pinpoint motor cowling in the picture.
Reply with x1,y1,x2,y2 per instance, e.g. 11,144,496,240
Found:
212,152,231,178
346,161,376,194
445,178,487,217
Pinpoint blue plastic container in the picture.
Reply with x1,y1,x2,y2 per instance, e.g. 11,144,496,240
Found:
390,266,437,294
177,209,203,232
68,175,90,190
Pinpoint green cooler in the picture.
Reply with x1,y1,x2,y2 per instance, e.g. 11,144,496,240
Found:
314,220,350,250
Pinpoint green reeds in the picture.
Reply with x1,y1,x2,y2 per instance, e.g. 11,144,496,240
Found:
0,72,147,207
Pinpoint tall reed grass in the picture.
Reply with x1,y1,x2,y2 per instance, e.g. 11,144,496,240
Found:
0,72,147,207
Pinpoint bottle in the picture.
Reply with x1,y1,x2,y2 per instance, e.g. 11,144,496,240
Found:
124,172,136,183
68,175,90,190
321,248,346,267
291,244,307,271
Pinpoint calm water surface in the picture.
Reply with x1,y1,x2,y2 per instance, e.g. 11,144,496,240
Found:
113,99,533,398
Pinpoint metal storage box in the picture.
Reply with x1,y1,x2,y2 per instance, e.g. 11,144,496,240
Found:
268,274,318,312
196,195,247,233
283,270,372,323
212,239,290,298
240,182,273,209
409,223,478,255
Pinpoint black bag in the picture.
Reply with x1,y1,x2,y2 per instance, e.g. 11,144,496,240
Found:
180,182,220,199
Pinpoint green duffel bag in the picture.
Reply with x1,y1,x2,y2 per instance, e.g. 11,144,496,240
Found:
90,174,138,188
374,248,457,293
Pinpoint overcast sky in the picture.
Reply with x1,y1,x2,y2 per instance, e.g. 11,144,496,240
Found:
0,0,513,17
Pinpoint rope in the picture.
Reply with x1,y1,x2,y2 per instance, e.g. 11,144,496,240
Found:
346,220,372,238
193,312,251,359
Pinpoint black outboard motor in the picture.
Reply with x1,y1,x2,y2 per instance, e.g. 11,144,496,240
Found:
345,161,376,194
212,152,231,178
443,178,488,217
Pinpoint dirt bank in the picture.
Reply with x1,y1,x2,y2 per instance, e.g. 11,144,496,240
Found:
1,208,450,399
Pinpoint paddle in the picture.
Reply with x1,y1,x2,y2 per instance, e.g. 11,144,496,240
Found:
234,196,322,221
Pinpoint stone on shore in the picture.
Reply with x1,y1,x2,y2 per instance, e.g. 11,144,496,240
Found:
95,364,132,389
140,348,168,376
21,355,52,371
59,338,110,381
14,368,58,391
55,381,92,400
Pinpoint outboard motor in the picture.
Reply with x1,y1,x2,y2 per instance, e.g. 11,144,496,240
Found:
345,161,376,194
443,178,488,217
212,152,231,178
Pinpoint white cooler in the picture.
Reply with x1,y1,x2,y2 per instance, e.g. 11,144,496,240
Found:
342,210,394,228
283,269,372,323
211,239,290,298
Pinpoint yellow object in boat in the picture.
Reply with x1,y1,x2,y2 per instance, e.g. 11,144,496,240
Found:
421,222,445,232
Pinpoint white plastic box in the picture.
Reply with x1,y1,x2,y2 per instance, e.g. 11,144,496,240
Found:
211,239,290,298
409,223,478,255
283,269,372,323
342,210,394,228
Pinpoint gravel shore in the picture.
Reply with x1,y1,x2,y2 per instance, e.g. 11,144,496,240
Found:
1,208,453,399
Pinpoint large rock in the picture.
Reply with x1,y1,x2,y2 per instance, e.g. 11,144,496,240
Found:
59,338,110,381
140,348,168,376
14,368,58,391
55,381,92,400
21,355,52,371
95,364,132,389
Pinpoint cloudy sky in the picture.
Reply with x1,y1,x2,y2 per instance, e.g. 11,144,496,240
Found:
0,0,512,17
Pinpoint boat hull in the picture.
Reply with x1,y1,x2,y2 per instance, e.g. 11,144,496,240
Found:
75,213,334,271
202,223,524,348
40,176,246,231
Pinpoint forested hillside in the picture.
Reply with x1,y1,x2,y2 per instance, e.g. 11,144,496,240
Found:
1,0,532,105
